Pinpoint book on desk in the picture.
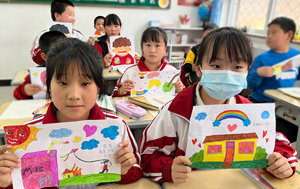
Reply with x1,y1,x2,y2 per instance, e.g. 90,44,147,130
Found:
278,87,300,99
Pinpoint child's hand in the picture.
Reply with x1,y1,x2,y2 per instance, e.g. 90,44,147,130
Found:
119,80,134,95
24,84,42,96
174,78,184,93
171,156,192,184
134,53,140,63
115,140,136,175
87,37,96,45
257,66,275,77
266,152,293,179
104,54,113,67
0,145,20,187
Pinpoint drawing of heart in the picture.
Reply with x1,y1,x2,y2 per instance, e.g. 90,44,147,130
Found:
263,130,267,138
40,71,47,85
73,136,82,142
148,79,161,89
266,138,269,143
198,143,201,148
84,124,97,137
227,124,237,132
192,138,197,145
147,72,160,79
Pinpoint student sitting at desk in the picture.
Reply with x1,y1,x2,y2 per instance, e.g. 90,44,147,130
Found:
14,31,66,100
139,27,298,184
112,27,184,97
247,17,300,142
93,14,140,68
0,39,142,188
87,15,105,45
31,0,84,65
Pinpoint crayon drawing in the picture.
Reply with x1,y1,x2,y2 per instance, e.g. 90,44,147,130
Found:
110,35,135,68
186,103,276,169
272,54,300,75
4,119,124,189
29,67,47,99
129,70,180,97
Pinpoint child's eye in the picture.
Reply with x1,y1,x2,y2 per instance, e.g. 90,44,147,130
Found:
58,81,67,85
145,44,151,47
211,64,220,69
82,82,90,86
156,44,161,47
235,66,243,69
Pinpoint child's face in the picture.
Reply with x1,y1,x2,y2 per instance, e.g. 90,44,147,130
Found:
142,36,166,66
55,6,75,25
50,62,99,122
105,24,121,37
94,19,105,33
196,44,248,75
266,24,290,51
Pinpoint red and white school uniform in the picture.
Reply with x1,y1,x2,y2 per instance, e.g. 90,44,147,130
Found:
139,83,298,183
112,58,177,97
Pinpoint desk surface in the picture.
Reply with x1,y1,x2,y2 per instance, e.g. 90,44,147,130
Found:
103,66,122,80
98,178,161,189
264,89,300,109
164,163,300,189
10,69,28,86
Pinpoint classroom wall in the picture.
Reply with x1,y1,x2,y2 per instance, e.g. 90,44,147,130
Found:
0,2,201,80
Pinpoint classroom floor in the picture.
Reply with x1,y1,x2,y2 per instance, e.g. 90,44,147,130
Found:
0,86,15,105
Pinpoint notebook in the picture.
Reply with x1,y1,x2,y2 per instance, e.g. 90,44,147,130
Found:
278,87,300,99
96,95,116,113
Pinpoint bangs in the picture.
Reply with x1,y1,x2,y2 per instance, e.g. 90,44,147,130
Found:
144,30,162,43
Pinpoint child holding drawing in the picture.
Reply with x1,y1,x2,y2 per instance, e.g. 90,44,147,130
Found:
139,27,298,184
112,27,184,97
87,15,105,45
93,14,139,68
14,31,66,100
0,38,142,188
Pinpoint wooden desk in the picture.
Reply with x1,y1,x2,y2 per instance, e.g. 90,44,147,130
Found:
98,178,161,189
164,163,300,189
103,67,122,95
10,69,28,86
264,89,300,159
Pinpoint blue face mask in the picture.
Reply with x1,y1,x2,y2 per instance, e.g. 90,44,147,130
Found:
200,69,247,100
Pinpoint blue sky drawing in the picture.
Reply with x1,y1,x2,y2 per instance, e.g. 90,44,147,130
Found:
49,128,72,138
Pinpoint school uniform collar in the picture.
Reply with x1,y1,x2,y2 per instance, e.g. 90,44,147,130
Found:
42,102,106,124
137,58,168,71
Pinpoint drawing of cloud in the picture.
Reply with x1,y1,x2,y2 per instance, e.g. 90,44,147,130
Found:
261,111,270,119
101,126,119,140
243,119,251,126
213,120,221,127
49,128,72,138
81,139,100,150
195,113,207,121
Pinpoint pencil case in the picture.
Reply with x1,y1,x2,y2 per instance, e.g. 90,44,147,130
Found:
115,100,146,120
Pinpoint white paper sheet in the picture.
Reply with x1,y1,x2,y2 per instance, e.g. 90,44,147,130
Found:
29,67,47,99
186,103,276,169
278,87,300,99
0,100,47,119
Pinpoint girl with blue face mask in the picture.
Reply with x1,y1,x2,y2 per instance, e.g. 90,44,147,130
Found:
140,27,297,184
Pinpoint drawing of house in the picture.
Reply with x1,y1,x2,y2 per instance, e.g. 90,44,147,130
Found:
202,133,258,168
62,164,82,179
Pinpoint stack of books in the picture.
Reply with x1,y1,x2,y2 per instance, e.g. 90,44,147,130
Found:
165,30,185,44
170,51,185,61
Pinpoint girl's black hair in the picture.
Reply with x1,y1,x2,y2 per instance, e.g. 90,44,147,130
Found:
46,38,105,100
140,27,167,50
104,14,122,27
94,16,105,25
196,27,253,68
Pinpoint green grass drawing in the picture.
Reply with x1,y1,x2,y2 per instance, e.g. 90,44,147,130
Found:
59,173,120,186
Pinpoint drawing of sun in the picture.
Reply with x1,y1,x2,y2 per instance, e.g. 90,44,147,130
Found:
4,125,41,153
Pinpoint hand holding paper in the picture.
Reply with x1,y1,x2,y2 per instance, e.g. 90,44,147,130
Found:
115,140,136,175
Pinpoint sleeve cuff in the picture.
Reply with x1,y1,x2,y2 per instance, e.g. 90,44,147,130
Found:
162,159,174,183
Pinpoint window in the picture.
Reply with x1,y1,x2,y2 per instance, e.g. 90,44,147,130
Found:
229,0,300,35
238,141,254,154
207,145,222,154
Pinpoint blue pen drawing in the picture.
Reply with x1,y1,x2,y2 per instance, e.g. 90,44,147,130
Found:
101,126,119,140
49,128,72,138
81,139,100,150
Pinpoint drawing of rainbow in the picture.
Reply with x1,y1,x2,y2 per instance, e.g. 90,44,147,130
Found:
212,110,251,127
132,89,148,96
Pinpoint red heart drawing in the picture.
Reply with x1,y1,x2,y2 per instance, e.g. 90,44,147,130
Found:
198,143,201,148
263,130,267,138
266,138,269,143
192,138,197,145
227,124,237,132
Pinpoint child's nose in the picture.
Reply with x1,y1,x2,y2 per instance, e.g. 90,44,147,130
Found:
68,85,81,100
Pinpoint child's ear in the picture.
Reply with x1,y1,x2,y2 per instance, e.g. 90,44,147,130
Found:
54,12,60,21
195,65,202,78
287,30,294,41
97,87,100,94
40,52,47,61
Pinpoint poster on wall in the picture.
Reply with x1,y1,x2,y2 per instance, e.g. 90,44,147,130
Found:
4,119,124,188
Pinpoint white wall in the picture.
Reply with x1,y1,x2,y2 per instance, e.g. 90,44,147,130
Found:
0,2,201,80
